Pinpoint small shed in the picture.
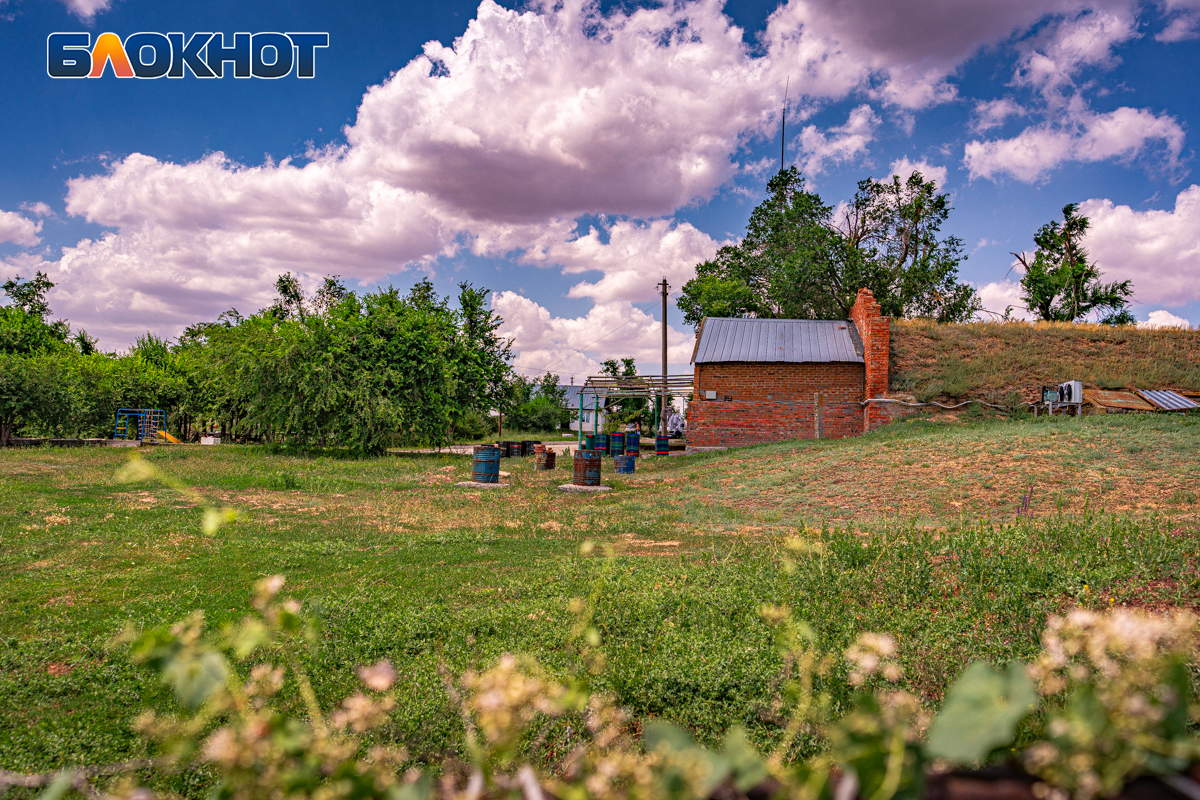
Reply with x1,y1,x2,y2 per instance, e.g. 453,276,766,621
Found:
688,288,890,448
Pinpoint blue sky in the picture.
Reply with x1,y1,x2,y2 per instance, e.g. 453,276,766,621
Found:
1,0,1198,380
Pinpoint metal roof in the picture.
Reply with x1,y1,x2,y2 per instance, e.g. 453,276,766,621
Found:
1137,389,1200,411
691,318,863,364
1084,389,1156,412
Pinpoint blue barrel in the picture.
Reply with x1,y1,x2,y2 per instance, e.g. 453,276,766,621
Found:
595,433,609,454
573,451,602,486
584,433,595,450
614,454,636,474
655,436,670,455
472,446,501,483
609,432,625,456
626,432,640,455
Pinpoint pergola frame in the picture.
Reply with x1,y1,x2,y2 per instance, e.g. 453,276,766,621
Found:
575,374,693,449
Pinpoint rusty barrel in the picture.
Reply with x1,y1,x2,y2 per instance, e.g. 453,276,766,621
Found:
533,443,546,454
535,450,556,471
655,436,671,455
626,431,640,455
609,432,625,457
614,454,636,474
472,445,501,483
572,450,602,486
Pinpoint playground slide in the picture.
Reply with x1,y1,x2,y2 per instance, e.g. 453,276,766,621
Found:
158,431,182,444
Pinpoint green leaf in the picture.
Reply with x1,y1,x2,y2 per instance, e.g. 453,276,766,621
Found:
162,650,229,708
36,772,76,800
721,726,770,791
925,661,1036,765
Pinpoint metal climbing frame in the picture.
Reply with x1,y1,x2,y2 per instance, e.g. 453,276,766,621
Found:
114,408,167,441
576,374,693,451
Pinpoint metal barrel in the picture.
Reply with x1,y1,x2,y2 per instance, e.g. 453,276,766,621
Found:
521,440,536,456
609,432,625,457
614,454,636,474
655,435,671,455
472,446,501,483
594,433,609,454
626,432,640,455
535,451,557,471
584,433,595,450
572,451,602,486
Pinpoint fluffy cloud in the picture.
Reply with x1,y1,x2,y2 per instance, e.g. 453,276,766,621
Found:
1156,0,1200,40
1014,6,1139,98
762,0,1131,109
518,218,723,304
493,292,696,380
57,0,112,21
974,280,1036,320
963,102,1185,182
48,152,457,343
345,0,779,223
796,105,880,175
888,156,948,188
970,98,1028,133
1080,185,1200,305
0,209,42,247
1137,309,1192,328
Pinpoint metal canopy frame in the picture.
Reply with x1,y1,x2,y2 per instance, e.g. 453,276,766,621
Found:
575,374,694,449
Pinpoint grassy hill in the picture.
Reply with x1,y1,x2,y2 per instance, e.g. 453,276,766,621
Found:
890,319,1200,404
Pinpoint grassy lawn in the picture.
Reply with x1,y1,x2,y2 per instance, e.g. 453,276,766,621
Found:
2,412,1198,784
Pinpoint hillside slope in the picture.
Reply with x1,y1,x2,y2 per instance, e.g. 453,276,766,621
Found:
889,319,1200,404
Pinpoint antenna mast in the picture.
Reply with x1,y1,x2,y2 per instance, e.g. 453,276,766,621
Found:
781,77,789,170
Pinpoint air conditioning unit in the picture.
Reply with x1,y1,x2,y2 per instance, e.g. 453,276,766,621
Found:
1057,380,1083,404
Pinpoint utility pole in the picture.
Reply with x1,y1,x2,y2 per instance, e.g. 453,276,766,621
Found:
659,277,669,438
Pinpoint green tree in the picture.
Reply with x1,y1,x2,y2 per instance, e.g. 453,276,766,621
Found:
679,168,978,327
1016,204,1134,325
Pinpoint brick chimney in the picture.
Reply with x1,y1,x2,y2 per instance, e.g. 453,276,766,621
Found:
849,288,890,432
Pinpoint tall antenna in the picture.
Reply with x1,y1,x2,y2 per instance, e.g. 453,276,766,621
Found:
781,77,789,171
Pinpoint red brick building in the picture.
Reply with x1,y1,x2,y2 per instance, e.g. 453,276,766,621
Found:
688,288,890,448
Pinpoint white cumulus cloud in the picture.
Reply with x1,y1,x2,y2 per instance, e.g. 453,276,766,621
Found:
888,156,948,188
493,292,695,381
1081,185,1200,305
796,104,880,175
0,209,42,247
963,102,1185,182
56,0,113,21
1137,309,1192,328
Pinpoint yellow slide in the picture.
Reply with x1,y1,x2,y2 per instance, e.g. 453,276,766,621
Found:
158,431,182,444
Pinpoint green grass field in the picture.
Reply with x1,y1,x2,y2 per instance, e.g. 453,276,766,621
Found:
2,412,1198,786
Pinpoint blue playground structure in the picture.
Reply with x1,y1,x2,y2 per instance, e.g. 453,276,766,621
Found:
113,409,177,443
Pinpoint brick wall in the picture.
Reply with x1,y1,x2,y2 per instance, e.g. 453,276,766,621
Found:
689,362,865,447
849,288,891,432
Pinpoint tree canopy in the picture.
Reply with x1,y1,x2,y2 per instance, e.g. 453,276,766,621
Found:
678,168,979,327
1015,204,1134,325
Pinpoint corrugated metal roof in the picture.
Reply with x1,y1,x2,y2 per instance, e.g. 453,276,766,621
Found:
1084,389,1156,412
691,318,863,364
1137,389,1200,411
